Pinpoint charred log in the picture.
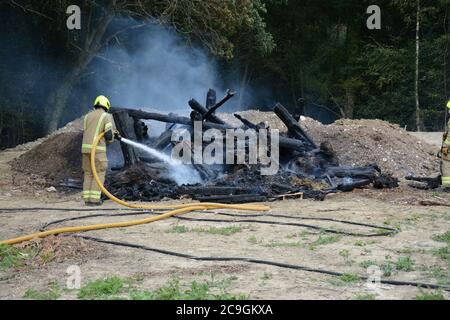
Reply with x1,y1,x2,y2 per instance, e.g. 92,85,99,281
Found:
273,103,317,149
188,99,226,124
405,175,441,189
112,111,139,167
206,89,217,109
203,89,235,120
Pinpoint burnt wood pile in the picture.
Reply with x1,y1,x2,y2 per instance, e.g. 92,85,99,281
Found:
106,89,398,203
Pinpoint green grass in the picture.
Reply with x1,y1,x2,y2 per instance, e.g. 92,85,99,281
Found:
309,235,341,250
130,277,247,300
0,244,28,269
339,249,350,259
395,256,414,272
354,240,366,247
353,293,377,300
383,219,402,231
75,275,247,300
339,273,360,282
167,225,190,233
420,266,450,286
23,282,61,300
432,231,450,267
360,256,414,276
193,226,242,236
415,291,446,300
329,273,360,286
248,235,258,244
263,240,303,248
359,259,393,277
78,276,127,299
433,231,450,244
167,225,242,236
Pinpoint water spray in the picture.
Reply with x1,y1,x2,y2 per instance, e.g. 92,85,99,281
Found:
120,137,202,185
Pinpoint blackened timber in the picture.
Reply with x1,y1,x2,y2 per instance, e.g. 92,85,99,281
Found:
188,99,226,124
325,166,380,179
203,89,236,120
112,107,192,126
234,113,308,153
273,103,317,149
153,129,173,150
111,107,226,130
112,111,139,167
206,89,217,109
112,107,308,153
234,113,259,129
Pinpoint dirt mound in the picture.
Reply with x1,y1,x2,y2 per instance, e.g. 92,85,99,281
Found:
222,111,439,178
302,118,439,178
11,131,83,185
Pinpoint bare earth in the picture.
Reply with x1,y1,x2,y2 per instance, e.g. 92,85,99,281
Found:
1,149,450,300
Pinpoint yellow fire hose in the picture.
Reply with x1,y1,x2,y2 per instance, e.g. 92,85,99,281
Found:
1,132,269,245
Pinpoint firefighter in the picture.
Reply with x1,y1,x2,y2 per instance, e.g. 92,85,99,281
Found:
81,95,119,206
441,100,450,190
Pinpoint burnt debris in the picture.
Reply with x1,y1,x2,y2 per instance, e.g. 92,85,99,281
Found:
106,89,398,203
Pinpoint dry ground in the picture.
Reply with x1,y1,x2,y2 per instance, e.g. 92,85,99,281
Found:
1,149,450,300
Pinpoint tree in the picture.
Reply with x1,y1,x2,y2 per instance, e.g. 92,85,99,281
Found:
7,0,274,133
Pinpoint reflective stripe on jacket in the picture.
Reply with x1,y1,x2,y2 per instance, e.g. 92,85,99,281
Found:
444,119,450,147
82,108,115,154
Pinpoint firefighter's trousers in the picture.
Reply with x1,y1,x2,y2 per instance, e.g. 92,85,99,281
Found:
82,153,107,203
442,155,450,187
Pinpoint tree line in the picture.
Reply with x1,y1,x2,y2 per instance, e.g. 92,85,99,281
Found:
0,0,449,149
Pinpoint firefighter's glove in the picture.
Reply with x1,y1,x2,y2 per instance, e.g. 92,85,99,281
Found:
113,130,122,140
442,146,449,156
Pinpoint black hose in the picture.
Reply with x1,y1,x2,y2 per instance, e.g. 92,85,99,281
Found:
39,210,397,237
76,235,450,292
0,207,148,212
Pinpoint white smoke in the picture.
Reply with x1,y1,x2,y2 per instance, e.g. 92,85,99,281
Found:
92,21,225,115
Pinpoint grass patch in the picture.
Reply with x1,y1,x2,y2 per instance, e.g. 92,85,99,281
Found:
130,277,247,300
359,258,393,277
309,235,341,250
433,231,450,244
248,235,258,244
193,226,242,236
76,275,247,300
383,219,401,231
78,276,127,299
415,291,445,300
432,231,450,266
167,225,190,233
167,225,242,236
420,266,450,286
395,256,414,272
329,273,360,286
0,244,29,269
339,249,350,259
263,240,303,248
23,281,61,300
353,293,377,300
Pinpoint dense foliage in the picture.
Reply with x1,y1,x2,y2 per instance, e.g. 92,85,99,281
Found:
0,0,449,149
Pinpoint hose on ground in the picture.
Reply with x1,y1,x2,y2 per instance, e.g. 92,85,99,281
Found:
0,132,269,245
76,235,450,292
39,210,397,237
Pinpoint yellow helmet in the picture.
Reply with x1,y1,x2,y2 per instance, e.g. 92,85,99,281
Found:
447,100,450,109
93,95,111,111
